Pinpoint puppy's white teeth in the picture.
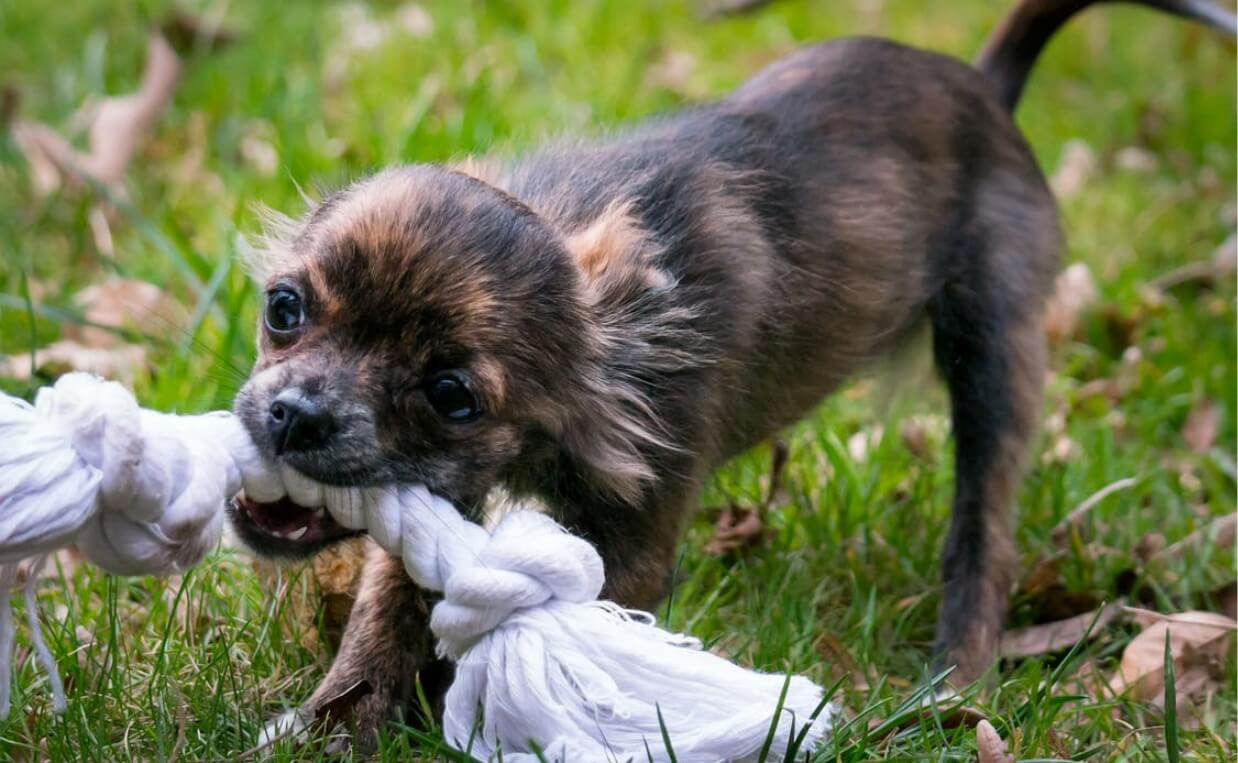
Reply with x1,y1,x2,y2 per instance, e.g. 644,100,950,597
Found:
280,463,325,508
240,462,285,504
286,526,308,541
313,507,327,519
324,486,366,530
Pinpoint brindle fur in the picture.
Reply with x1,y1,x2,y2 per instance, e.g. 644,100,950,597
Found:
231,0,1233,750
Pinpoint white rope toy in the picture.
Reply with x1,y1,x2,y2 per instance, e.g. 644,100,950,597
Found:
0,373,833,761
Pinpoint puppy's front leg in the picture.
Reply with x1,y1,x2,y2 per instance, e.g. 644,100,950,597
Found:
568,478,700,611
264,542,452,753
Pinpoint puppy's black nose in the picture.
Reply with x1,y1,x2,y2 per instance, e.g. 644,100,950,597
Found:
268,387,336,454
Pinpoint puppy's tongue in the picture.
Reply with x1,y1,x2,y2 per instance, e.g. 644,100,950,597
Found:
235,495,328,540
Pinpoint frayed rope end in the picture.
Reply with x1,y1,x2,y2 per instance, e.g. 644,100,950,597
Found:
0,558,68,719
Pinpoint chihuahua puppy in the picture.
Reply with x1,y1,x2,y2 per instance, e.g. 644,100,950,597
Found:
229,0,1234,749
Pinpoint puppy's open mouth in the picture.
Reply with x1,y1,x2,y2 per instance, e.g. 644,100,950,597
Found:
230,493,361,558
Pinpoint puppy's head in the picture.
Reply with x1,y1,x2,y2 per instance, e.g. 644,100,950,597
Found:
230,165,674,558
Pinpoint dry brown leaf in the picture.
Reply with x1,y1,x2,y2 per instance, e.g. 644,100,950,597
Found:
70,278,185,346
814,630,870,690
1159,513,1238,561
12,33,180,198
1209,580,1237,621
1181,398,1220,453
395,3,435,38
239,123,279,177
975,719,1015,763
1107,610,1235,700
704,503,769,556
899,414,946,461
999,601,1126,659
1049,139,1098,199
704,443,786,556
1149,232,1237,292
1042,434,1078,465
0,341,147,384
647,50,701,98
2,278,189,382
1,278,186,383
1114,146,1159,173
312,537,370,648
1044,262,1098,343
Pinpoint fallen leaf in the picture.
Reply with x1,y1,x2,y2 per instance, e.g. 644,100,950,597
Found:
815,630,870,690
1042,434,1078,465
1,278,189,383
395,3,435,38
240,122,279,177
1050,139,1098,199
1148,232,1237,292
999,601,1126,658
1114,146,1158,172
69,278,185,346
11,32,181,260
1159,513,1238,561
1107,610,1235,700
0,341,147,384
899,414,946,461
12,33,180,196
886,704,988,739
703,442,786,556
704,502,769,556
975,719,1014,763
312,537,369,648
1132,532,1166,562
1207,580,1237,621
1181,398,1220,453
1044,262,1098,343
647,50,701,98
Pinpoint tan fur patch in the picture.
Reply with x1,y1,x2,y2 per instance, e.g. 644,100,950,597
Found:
449,156,508,188
564,200,669,293
470,355,508,411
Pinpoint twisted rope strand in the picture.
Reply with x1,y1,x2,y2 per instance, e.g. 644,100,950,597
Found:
0,374,832,761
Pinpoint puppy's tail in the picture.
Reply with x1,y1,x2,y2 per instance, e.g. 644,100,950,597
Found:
977,0,1236,112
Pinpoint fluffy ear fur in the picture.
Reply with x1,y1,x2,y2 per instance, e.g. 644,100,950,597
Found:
557,201,706,503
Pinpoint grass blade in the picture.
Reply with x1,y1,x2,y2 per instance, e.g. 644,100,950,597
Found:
757,673,793,762
1164,630,1179,763
656,703,678,763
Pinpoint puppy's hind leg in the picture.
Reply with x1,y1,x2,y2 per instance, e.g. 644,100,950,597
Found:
927,234,1050,685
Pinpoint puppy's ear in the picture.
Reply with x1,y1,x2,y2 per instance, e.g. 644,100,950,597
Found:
556,201,700,503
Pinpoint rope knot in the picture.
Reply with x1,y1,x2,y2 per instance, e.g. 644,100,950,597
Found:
425,508,603,659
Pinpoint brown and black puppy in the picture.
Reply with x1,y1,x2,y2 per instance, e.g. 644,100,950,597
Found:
229,0,1234,749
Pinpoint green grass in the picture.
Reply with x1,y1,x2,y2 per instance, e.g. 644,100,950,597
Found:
0,0,1234,759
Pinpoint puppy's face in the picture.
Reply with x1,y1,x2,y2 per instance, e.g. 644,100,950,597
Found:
230,166,593,558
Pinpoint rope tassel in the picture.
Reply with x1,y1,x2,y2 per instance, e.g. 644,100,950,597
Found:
0,374,833,760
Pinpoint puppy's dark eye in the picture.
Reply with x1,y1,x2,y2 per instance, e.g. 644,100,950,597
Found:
425,372,481,422
265,289,304,333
